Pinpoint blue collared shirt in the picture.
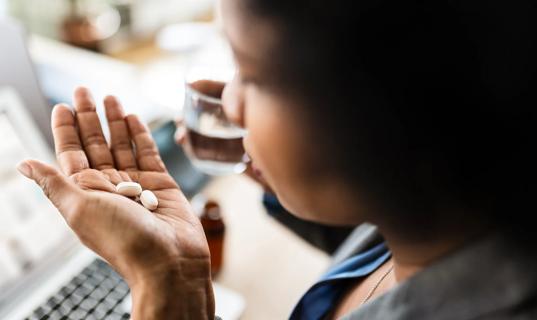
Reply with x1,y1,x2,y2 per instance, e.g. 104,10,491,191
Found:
290,242,391,320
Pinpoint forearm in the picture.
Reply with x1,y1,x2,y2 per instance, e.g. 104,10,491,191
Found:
130,259,215,320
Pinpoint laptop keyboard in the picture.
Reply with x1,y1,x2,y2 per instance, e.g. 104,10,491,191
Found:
25,259,130,320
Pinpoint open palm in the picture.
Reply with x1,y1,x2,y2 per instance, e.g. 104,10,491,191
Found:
19,88,214,318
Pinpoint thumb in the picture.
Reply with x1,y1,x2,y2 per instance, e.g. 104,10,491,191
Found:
16,159,81,215
174,125,186,145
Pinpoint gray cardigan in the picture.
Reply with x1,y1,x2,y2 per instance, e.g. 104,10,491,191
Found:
332,224,537,320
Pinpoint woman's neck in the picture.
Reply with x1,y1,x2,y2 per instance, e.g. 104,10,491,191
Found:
377,222,490,283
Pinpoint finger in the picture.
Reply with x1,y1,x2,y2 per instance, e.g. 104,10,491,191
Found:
101,168,125,186
126,115,167,172
189,79,226,98
73,87,115,170
174,118,186,144
71,169,117,192
17,159,82,221
104,96,137,171
222,75,244,126
118,171,132,182
52,104,90,176
128,171,178,191
174,126,186,145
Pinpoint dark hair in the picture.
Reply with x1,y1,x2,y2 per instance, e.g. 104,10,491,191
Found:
242,0,535,234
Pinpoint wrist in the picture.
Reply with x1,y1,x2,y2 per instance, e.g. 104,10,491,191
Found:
129,257,214,320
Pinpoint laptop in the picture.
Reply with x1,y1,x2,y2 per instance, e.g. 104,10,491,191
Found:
0,19,245,320
0,19,53,148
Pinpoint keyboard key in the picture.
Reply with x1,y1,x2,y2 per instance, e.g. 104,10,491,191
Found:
83,314,100,320
79,298,99,311
106,289,128,302
89,306,108,320
33,305,52,317
106,312,129,320
48,309,63,320
25,259,131,320
92,306,111,319
32,307,45,317
87,273,106,285
59,297,75,311
72,284,92,297
67,293,84,305
115,282,129,294
45,295,63,309
111,302,131,317
67,308,87,319
52,291,68,302
71,274,88,286
101,277,120,290
81,266,98,276
55,304,72,317
89,287,108,300
60,283,78,296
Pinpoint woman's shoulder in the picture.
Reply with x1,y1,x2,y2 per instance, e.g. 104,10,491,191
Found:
342,232,537,320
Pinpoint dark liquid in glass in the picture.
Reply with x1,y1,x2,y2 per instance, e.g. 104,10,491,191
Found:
185,128,245,163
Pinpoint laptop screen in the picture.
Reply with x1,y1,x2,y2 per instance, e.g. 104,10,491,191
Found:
0,18,53,147
0,88,72,304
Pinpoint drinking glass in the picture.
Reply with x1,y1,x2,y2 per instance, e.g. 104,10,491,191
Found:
182,67,249,175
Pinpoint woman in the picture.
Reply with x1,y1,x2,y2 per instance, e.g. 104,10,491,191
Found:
17,0,536,319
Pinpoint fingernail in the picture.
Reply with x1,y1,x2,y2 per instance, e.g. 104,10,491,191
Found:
16,161,32,178
174,128,185,141
75,87,95,104
104,95,119,107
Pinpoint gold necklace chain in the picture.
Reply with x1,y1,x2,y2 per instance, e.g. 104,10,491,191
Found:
360,263,394,306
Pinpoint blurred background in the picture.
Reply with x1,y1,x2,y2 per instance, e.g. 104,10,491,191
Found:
5,0,215,52
0,1,330,319
1,0,231,114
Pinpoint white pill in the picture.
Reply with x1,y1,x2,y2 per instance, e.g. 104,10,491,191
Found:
116,182,142,197
140,190,159,211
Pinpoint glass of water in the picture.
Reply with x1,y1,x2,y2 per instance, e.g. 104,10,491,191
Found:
182,68,249,175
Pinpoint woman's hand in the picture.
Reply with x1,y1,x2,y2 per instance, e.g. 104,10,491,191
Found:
17,88,214,319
